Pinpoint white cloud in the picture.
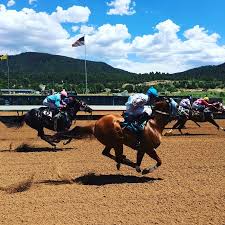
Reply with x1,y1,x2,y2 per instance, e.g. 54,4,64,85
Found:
71,24,131,61
29,0,37,5
80,25,95,35
51,6,90,23
0,4,225,74
7,0,15,7
71,26,79,33
125,19,225,73
107,0,136,16
0,5,91,58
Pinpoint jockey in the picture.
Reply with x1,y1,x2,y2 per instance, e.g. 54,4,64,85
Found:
178,98,191,118
123,86,158,148
125,86,158,119
43,89,68,130
192,96,211,112
43,89,68,110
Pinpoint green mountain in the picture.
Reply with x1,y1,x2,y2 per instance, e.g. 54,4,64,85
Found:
0,52,139,84
0,52,224,93
170,63,225,81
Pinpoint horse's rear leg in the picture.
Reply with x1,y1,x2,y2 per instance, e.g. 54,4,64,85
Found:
142,148,162,175
38,129,56,147
114,145,123,170
102,146,111,157
177,118,188,134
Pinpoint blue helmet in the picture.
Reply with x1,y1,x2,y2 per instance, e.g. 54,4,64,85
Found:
146,86,158,97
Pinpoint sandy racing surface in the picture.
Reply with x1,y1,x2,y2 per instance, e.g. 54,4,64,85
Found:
0,118,225,225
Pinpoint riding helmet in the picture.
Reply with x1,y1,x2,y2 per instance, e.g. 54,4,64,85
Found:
61,89,68,97
146,86,158,97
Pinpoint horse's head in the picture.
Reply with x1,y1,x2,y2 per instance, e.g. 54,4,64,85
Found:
152,97,178,121
79,100,93,113
211,102,225,112
66,97,92,114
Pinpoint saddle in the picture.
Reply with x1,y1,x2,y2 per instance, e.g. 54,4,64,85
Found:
191,110,205,121
40,107,58,119
120,113,149,135
178,106,190,118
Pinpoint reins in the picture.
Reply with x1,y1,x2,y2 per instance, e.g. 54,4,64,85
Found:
154,110,170,116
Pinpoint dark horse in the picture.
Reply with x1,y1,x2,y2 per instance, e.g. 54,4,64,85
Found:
165,101,225,135
0,97,92,146
52,98,177,174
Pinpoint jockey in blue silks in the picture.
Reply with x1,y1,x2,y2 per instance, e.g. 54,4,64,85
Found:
43,89,68,130
43,89,68,110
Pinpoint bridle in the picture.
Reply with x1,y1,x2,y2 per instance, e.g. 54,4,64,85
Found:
154,98,177,119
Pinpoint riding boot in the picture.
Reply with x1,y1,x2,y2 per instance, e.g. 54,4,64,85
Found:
135,132,142,149
53,113,60,131
134,113,149,149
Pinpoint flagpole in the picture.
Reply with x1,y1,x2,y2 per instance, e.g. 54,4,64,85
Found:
84,36,88,94
72,36,87,94
6,55,10,93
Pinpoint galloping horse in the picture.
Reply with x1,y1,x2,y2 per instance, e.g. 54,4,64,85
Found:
52,98,177,174
0,97,92,146
165,101,225,135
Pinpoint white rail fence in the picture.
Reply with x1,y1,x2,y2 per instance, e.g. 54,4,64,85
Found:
0,105,126,112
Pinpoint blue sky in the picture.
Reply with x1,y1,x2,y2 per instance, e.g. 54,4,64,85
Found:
0,0,225,73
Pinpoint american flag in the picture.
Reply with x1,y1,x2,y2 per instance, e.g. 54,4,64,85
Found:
72,36,85,47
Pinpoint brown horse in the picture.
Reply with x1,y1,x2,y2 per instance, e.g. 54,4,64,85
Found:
52,98,177,174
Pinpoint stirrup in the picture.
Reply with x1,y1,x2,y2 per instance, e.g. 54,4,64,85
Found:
135,140,141,149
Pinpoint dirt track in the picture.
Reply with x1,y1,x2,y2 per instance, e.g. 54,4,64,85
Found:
0,119,225,225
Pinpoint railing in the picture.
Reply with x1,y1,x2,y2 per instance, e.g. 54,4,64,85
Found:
0,105,126,112
0,105,224,119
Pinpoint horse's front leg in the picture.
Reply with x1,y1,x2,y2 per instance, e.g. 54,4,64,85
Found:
164,119,180,136
135,150,145,173
38,129,56,147
208,118,222,130
142,148,162,175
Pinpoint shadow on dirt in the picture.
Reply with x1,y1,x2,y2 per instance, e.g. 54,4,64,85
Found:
74,173,162,185
14,143,73,152
38,173,162,186
165,133,215,137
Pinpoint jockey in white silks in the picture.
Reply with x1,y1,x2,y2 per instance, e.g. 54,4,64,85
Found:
125,93,153,117
122,87,158,148
178,98,191,118
125,86,158,119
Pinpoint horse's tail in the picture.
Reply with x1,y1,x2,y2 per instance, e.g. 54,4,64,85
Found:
71,124,95,139
54,123,95,141
0,114,26,128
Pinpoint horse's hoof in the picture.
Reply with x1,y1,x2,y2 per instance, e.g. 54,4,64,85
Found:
135,166,141,173
164,131,173,136
142,169,149,175
116,163,121,170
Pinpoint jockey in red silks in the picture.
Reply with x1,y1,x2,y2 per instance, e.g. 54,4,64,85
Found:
192,97,212,111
